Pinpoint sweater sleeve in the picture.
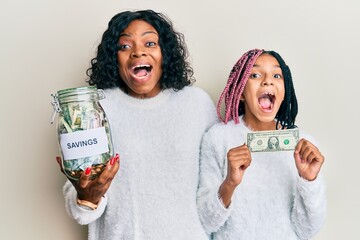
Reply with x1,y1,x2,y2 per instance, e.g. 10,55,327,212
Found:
63,180,107,225
291,174,327,239
197,126,233,234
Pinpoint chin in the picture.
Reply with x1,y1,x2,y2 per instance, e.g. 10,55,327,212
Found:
257,114,276,123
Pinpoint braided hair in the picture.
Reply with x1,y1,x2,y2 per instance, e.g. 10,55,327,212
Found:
217,49,298,129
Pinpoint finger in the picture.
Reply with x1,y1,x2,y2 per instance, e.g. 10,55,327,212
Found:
305,151,317,163
228,144,248,154
55,156,61,165
98,154,120,184
228,148,250,158
294,148,305,164
299,146,311,162
295,138,305,152
244,155,252,169
78,167,92,189
229,156,251,171
300,144,319,162
108,153,120,172
228,155,250,168
55,156,65,174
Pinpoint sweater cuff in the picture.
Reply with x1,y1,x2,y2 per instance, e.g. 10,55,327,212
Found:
297,174,326,207
298,174,323,194
64,183,107,225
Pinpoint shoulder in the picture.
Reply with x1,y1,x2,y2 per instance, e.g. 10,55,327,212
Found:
174,86,213,102
102,87,121,101
203,120,248,145
171,86,216,114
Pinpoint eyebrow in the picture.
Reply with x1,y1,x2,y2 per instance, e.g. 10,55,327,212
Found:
119,30,158,38
252,64,281,68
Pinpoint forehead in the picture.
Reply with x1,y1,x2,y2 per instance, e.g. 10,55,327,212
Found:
253,54,280,68
120,20,158,37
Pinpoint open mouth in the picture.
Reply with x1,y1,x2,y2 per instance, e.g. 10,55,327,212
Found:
131,64,153,79
258,92,275,111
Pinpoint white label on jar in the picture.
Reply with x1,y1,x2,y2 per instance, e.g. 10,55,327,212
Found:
60,127,109,160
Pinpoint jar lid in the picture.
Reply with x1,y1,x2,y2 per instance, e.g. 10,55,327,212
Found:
55,86,105,104
57,86,97,97
50,86,106,123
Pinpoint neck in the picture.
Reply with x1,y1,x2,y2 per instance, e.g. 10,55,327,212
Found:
242,115,277,131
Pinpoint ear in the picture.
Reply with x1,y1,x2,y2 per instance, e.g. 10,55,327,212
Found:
240,95,245,101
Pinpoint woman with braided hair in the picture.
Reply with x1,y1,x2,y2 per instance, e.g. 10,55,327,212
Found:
197,49,326,239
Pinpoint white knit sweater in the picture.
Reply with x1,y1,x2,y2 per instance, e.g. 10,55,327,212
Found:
197,118,326,240
63,86,217,240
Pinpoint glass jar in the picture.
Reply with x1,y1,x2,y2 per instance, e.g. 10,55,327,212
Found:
51,86,113,180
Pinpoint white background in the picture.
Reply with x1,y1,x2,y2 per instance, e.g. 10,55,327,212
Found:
1,0,359,239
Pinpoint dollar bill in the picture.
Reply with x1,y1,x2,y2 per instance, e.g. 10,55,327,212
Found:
247,129,299,152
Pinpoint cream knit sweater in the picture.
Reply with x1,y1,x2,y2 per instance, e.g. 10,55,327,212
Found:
197,118,326,240
63,86,217,240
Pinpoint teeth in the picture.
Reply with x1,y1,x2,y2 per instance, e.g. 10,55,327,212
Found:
132,65,150,70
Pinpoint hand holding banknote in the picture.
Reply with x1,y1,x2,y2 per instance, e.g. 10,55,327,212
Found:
225,144,252,186
246,129,324,181
219,144,252,207
294,139,325,181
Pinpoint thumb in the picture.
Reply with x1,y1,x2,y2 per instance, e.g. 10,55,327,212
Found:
294,150,303,164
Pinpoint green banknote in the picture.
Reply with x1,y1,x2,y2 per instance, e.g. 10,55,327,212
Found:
246,129,299,152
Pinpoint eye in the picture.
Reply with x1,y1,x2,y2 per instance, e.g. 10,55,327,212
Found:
118,44,130,51
250,73,261,79
273,74,283,79
146,41,157,47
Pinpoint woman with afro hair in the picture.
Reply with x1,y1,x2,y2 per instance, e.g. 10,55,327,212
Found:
59,10,217,239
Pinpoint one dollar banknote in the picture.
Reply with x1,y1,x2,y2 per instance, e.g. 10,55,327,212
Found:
246,129,299,152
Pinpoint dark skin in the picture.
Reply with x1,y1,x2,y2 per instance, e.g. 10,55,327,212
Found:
218,54,325,207
56,155,120,204
55,20,165,205
218,139,325,207
218,143,252,207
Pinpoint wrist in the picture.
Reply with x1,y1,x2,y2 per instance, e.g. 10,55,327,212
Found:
222,179,239,190
299,173,317,182
218,182,236,208
76,196,104,210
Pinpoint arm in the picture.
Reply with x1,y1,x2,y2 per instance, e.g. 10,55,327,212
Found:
63,180,108,225
197,128,251,234
291,139,326,238
291,175,326,239
59,154,120,225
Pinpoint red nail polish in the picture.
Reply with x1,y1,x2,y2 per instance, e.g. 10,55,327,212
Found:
85,167,91,175
115,153,119,162
110,157,115,165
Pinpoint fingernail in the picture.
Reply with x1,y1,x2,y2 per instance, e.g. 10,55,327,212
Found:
110,153,120,165
85,167,91,175
110,156,116,165
55,156,60,164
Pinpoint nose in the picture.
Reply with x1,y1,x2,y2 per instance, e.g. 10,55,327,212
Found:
131,44,147,58
261,75,274,86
